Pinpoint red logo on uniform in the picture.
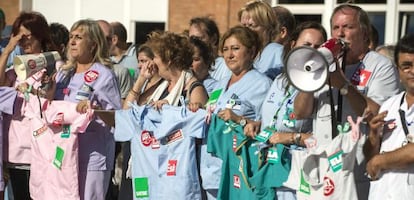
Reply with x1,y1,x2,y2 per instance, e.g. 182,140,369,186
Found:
63,88,70,95
166,129,184,144
84,70,99,83
351,69,371,87
323,176,335,196
28,59,37,69
233,175,240,188
167,160,177,176
141,130,152,147
53,112,64,126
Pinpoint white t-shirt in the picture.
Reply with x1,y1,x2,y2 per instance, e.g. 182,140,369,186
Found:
369,92,414,200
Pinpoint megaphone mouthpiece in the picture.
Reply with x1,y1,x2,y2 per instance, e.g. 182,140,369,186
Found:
304,60,324,72
285,46,329,92
285,38,348,92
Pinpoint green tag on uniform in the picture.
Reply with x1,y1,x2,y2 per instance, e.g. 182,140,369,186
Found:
61,125,70,138
53,146,65,169
207,89,223,105
299,170,311,195
266,146,280,164
337,122,350,134
255,127,274,142
128,68,135,79
328,150,343,172
134,177,149,198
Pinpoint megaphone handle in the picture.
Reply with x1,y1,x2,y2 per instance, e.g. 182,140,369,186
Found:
336,49,347,123
328,78,339,139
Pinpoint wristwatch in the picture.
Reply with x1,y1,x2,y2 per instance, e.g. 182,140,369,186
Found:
340,81,350,96
294,133,301,145
239,117,247,127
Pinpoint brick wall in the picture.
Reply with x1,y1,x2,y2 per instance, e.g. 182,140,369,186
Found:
168,0,249,36
2,0,251,40
0,0,20,25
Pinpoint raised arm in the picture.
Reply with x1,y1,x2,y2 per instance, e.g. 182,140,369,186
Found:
0,33,22,86
293,91,315,119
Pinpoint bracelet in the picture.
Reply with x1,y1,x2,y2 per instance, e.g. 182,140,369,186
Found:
129,89,139,96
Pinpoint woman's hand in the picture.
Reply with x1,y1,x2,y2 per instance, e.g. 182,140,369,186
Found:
268,133,293,145
4,33,24,53
244,121,261,138
43,72,57,102
140,60,158,79
150,99,169,111
217,108,239,122
76,100,91,114
16,82,29,93
187,102,203,112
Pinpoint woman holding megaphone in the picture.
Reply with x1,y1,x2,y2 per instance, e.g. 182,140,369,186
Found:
0,11,58,200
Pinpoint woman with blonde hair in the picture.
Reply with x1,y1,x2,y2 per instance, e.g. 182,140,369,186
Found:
54,19,121,200
238,0,284,80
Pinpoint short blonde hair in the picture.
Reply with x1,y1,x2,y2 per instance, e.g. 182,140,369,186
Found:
239,0,278,44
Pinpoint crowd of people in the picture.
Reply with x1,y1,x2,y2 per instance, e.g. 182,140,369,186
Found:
0,1,413,200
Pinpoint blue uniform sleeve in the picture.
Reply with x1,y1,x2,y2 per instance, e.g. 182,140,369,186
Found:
114,108,137,142
254,43,284,80
187,109,208,139
0,87,17,114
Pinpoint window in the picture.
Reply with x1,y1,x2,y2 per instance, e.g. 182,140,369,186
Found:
399,12,414,37
279,0,323,4
401,0,414,3
368,13,385,45
294,15,322,26
337,0,386,3
135,22,165,46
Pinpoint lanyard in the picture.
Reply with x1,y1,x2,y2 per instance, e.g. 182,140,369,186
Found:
270,89,292,129
399,92,411,136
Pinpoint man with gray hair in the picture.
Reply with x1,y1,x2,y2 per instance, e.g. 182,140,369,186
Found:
294,4,400,200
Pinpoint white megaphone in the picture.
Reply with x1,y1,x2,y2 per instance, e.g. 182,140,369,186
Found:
13,51,61,82
285,38,346,92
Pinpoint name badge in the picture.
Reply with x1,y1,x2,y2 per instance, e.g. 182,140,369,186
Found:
61,124,71,138
255,127,274,143
76,84,93,101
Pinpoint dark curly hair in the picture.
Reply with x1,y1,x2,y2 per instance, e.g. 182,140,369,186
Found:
145,31,193,71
